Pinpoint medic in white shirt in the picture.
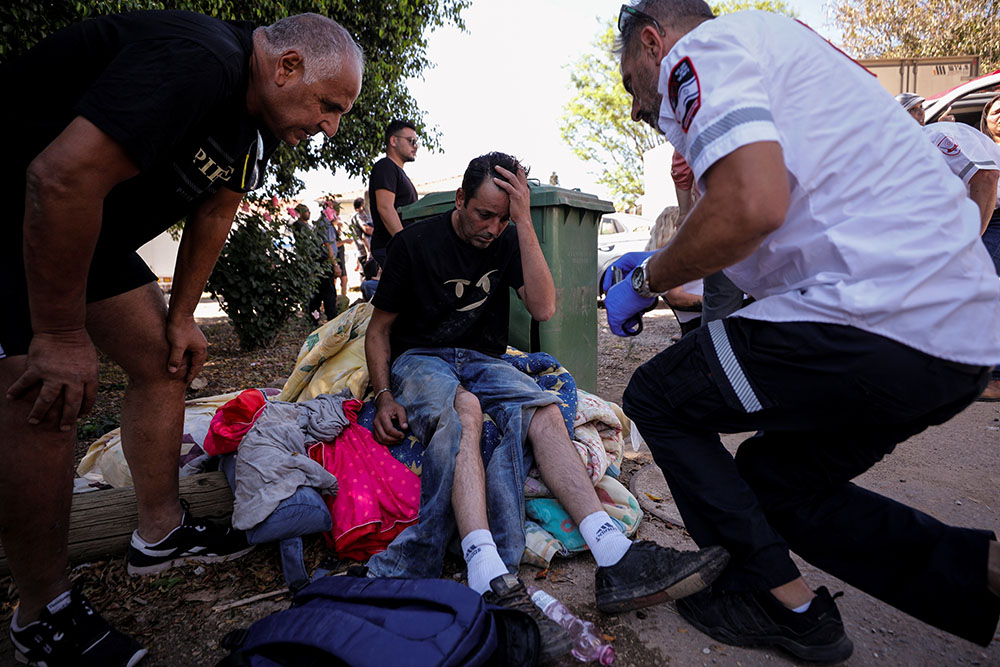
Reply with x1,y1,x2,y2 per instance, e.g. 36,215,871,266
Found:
604,1,1000,662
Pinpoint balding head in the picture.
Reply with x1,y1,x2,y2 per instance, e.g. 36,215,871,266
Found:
256,13,364,85
248,13,364,145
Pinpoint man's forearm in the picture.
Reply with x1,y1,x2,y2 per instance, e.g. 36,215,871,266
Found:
365,319,393,395
969,170,999,235
168,190,243,320
381,207,404,236
515,219,556,321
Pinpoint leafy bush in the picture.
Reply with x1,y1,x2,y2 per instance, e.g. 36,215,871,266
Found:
208,200,323,351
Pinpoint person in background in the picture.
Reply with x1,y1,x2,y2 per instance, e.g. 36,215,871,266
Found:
982,94,1000,146
368,120,419,268
896,92,926,125
301,204,339,325
671,148,744,323
903,98,1000,402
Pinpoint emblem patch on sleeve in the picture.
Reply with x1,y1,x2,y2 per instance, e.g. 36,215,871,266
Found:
668,57,701,133
935,135,960,157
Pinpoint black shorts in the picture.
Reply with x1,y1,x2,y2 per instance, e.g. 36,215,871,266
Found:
0,240,156,359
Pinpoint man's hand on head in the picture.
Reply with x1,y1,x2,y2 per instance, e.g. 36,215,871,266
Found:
373,393,409,445
492,165,532,225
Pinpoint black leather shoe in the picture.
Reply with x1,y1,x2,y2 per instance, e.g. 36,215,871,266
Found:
595,540,730,613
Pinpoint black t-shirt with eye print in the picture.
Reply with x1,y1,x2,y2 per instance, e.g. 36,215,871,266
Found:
372,209,524,360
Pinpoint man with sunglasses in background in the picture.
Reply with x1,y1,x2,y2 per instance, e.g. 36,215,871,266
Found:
605,0,1000,662
368,119,420,269
0,11,362,665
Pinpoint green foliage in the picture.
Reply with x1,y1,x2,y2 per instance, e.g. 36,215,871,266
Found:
832,0,1000,72
0,0,470,195
560,2,797,211
207,199,324,351
560,21,664,211
710,0,797,16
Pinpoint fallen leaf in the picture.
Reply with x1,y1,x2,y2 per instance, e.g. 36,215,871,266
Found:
644,492,663,501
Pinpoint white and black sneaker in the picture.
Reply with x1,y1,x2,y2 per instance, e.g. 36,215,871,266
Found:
126,501,253,576
9,586,147,666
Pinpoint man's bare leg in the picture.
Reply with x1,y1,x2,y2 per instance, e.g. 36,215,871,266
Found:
450,387,510,595
0,356,74,623
527,404,602,523
86,283,186,542
451,387,487,537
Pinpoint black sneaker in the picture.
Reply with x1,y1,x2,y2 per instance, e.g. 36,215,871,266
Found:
126,502,252,576
594,540,730,613
9,587,147,666
482,573,572,663
676,585,854,664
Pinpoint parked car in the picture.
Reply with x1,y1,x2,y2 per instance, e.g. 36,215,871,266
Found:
597,212,654,287
924,70,1000,126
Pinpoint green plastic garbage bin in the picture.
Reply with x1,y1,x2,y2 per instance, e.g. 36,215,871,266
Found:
400,184,614,393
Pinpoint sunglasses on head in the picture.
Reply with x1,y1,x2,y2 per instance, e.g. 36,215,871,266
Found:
618,4,663,34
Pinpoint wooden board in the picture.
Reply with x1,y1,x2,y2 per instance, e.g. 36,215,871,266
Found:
0,472,234,575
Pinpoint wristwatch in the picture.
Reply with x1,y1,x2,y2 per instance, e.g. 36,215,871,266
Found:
630,257,663,298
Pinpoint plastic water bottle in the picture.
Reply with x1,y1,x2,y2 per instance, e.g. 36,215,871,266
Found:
527,586,615,665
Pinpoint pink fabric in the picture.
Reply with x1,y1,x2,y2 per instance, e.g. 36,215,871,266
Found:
203,389,268,456
308,400,420,561
670,148,700,201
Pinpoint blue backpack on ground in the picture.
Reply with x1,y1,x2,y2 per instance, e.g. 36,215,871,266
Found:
216,576,539,667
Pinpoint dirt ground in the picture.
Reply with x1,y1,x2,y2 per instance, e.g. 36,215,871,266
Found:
2,302,999,666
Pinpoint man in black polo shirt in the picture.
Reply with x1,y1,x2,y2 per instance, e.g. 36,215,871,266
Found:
368,119,419,268
0,11,362,665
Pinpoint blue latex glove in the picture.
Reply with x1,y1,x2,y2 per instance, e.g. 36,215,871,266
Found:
601,251,657,295
605,278,657,336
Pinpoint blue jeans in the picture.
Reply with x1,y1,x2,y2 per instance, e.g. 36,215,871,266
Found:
366,347,560,579
981,212,1000,380
981,213,1000,276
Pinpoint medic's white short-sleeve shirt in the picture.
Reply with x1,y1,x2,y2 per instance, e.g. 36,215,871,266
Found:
922,121,1000,210
657,11,1000,366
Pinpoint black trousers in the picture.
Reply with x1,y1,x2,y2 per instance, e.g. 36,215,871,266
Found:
623,318,1000,645
307,269,337,321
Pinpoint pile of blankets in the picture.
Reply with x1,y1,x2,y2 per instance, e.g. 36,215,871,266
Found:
77,303,644,572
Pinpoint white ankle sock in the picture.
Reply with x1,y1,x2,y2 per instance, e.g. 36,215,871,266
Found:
132,521,181,548
579,511,632,567
462,529,509,595
792,599,813,613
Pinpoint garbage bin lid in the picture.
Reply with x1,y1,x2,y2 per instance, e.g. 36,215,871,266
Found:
401,184,614,221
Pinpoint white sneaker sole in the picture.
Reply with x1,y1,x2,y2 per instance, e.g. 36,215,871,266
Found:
127,545,254,576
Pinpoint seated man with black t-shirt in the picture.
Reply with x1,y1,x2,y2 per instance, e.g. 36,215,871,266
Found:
364,152,730,661
1,11,362,665
368,119,419,269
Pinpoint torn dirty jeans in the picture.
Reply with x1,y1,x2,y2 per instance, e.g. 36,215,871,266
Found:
366,347,560,579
